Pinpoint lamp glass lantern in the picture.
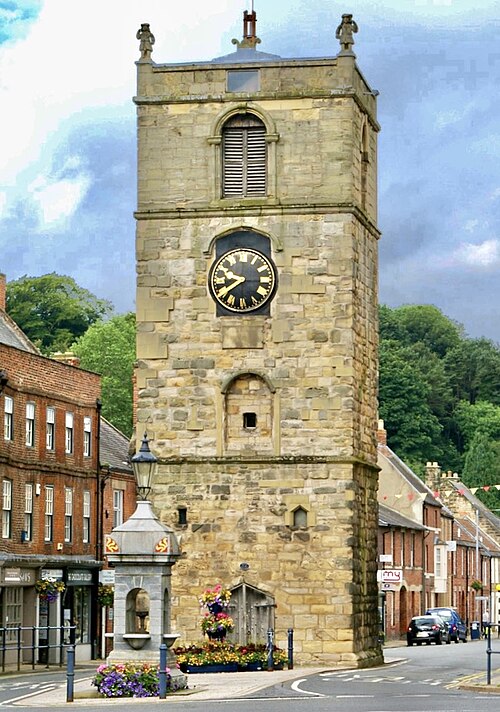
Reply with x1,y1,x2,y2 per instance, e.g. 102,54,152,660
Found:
131,433,157,500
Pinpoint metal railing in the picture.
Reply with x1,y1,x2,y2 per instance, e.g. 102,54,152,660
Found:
0,624,76,672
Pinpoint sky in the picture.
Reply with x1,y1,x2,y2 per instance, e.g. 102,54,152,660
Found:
0,0,499,341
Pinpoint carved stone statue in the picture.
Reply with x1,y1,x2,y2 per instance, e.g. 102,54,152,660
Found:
335,14,358,55
137,23,155,61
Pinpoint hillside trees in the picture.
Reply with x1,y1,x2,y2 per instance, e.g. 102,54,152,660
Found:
380,304,500,506
72,312,136,437
6,273,112,354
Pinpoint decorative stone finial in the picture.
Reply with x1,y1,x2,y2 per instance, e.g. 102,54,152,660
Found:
136,22,155,61
335,13,358,56
232,10,261,50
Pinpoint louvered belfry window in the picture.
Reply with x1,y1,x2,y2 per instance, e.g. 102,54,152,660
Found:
222,115,266,197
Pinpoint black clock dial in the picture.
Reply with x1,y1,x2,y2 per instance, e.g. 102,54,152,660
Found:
209,248,277,313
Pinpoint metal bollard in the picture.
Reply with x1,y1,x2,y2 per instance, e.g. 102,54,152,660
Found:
287,628,294,670
267,628,274,671
66,645,75,703
159,643,167,699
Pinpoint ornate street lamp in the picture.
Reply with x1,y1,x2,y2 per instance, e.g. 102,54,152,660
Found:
130,433,157,501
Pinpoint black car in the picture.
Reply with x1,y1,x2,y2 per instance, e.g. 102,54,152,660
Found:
407,614,451,646
425,607,467,643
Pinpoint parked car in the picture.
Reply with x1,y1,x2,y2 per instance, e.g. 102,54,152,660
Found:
425,607,467,643
407,614,451,646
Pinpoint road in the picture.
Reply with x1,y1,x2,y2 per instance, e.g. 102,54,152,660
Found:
0,640,498,710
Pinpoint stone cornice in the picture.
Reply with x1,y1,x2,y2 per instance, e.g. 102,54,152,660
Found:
157,454,380,471
134,204,381,239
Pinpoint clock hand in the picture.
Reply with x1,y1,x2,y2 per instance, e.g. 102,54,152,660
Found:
217,275,245,298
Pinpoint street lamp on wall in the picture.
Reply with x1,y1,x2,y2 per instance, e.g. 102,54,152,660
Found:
130,432,157,501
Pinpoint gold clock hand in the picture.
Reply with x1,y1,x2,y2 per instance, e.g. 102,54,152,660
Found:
217,275,245,298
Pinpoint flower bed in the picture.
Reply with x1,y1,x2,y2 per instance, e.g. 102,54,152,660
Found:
92,662,187,697
174,641,288,672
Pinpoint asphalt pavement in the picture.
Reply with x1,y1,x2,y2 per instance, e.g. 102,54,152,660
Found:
2,641,499,706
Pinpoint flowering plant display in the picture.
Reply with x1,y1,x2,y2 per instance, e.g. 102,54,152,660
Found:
35,577,66,602
200,612,234,636
199,584,231,608
174,641,288,669
471,579,483,591
97,584,114,607
174,642,239,667
92,662,187,697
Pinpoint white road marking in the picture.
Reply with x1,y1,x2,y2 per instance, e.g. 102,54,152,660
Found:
290,679,326,697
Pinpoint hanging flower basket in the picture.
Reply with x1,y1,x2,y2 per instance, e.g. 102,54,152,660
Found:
97,584,114,607
471,579,483,592
199,584,231,608
200,612,234,639
35,577,66,602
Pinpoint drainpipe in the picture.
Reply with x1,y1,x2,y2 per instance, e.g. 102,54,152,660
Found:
95,398,102,563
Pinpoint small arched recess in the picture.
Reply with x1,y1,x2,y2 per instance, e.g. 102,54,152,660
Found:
222,372,275,455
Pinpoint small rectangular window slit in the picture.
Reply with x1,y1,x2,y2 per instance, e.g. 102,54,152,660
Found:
243,412,257,429
178,507,187,526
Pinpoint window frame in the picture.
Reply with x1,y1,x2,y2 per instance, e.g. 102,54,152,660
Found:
65,411,74,454
113,489,124,528
25,401,35,447
46,406,55,451
2,479,12,538
83,490,91,543
24,483,33,541
83,416,91,457
44,485,54,542
4,395,13,441
64,487,73,542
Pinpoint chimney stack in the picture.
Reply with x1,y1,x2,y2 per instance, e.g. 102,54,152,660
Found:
376,418,387,446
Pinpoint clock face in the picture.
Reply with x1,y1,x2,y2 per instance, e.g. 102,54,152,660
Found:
209,248,277,313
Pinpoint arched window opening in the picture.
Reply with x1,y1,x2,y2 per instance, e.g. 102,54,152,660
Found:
222,115,266,197
293,506,308,528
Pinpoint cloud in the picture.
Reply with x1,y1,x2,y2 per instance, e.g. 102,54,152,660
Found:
29,171,91,231
452,240,500,269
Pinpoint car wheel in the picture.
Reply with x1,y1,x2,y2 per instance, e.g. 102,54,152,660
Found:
436,634,442,645
462,636,467,643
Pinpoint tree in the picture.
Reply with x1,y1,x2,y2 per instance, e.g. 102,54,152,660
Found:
444,338,500,405
6,273,113,354
461,430,500,511
380,304,463,357
72,313,135,437
378,341,445,472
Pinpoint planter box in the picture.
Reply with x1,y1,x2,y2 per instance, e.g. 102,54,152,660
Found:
186,663,238,674
239,662,264,671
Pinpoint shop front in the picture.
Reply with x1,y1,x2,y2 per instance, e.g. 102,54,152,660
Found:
0,566,37,666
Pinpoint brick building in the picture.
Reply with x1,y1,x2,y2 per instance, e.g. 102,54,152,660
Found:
0,273,134,662
377,421,500,641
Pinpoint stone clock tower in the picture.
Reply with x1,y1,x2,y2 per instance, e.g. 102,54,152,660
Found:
134,11,381,667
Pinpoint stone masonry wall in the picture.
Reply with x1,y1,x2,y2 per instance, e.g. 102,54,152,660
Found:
134,50,381,666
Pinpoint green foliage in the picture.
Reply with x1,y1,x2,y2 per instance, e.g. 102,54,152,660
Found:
461,430,500,510
444,338,500,405
72,313,135,437
6,273,112,354
380,304,463,357
379,304,500,481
